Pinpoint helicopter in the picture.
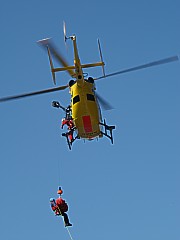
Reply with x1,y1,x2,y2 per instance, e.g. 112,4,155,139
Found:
0,23,179,150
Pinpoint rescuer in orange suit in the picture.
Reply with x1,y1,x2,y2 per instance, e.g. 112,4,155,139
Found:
52,101,75,143
61,117,75,143
50,187,72,227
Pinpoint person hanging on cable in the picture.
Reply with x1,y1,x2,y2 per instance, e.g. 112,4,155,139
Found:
61,117,75,143
52,101,75,144
50,187,72,227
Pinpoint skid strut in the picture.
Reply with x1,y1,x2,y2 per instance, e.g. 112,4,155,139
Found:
100,119,115,144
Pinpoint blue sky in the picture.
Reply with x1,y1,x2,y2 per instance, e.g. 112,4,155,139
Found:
0,1,179,239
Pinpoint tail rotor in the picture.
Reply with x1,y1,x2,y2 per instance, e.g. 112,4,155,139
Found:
98,39,106,77
63,21,68,42
63,21,69,51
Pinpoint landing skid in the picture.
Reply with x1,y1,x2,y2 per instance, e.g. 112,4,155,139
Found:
100,119,115,144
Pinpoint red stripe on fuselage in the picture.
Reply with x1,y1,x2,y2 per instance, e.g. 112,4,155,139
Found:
82,115,93,133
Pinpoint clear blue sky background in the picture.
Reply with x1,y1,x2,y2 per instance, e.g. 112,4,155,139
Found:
0,1,179,239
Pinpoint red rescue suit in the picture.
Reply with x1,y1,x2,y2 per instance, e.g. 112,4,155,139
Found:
50,198,72,226
61,119,75,142
51,198,68,214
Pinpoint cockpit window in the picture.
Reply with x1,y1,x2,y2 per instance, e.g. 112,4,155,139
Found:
87,94,95,101
73,95,80,104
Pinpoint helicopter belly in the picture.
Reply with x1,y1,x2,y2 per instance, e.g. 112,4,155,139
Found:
82,115,93,133
74,114,101,139
70,81,102,139
72,96,101,138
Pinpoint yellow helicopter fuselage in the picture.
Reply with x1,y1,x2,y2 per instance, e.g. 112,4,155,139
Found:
70,81,102,139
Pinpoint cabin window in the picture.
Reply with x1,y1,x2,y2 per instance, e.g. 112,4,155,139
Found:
73,95,80,104
87,94,95,101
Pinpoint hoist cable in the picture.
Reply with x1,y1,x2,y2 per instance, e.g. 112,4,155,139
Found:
57,157,61,186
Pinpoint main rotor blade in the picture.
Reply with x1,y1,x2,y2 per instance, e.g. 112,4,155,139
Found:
96,92,114,111
0,85,68,102
38,38,75,77
95,55,179,80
